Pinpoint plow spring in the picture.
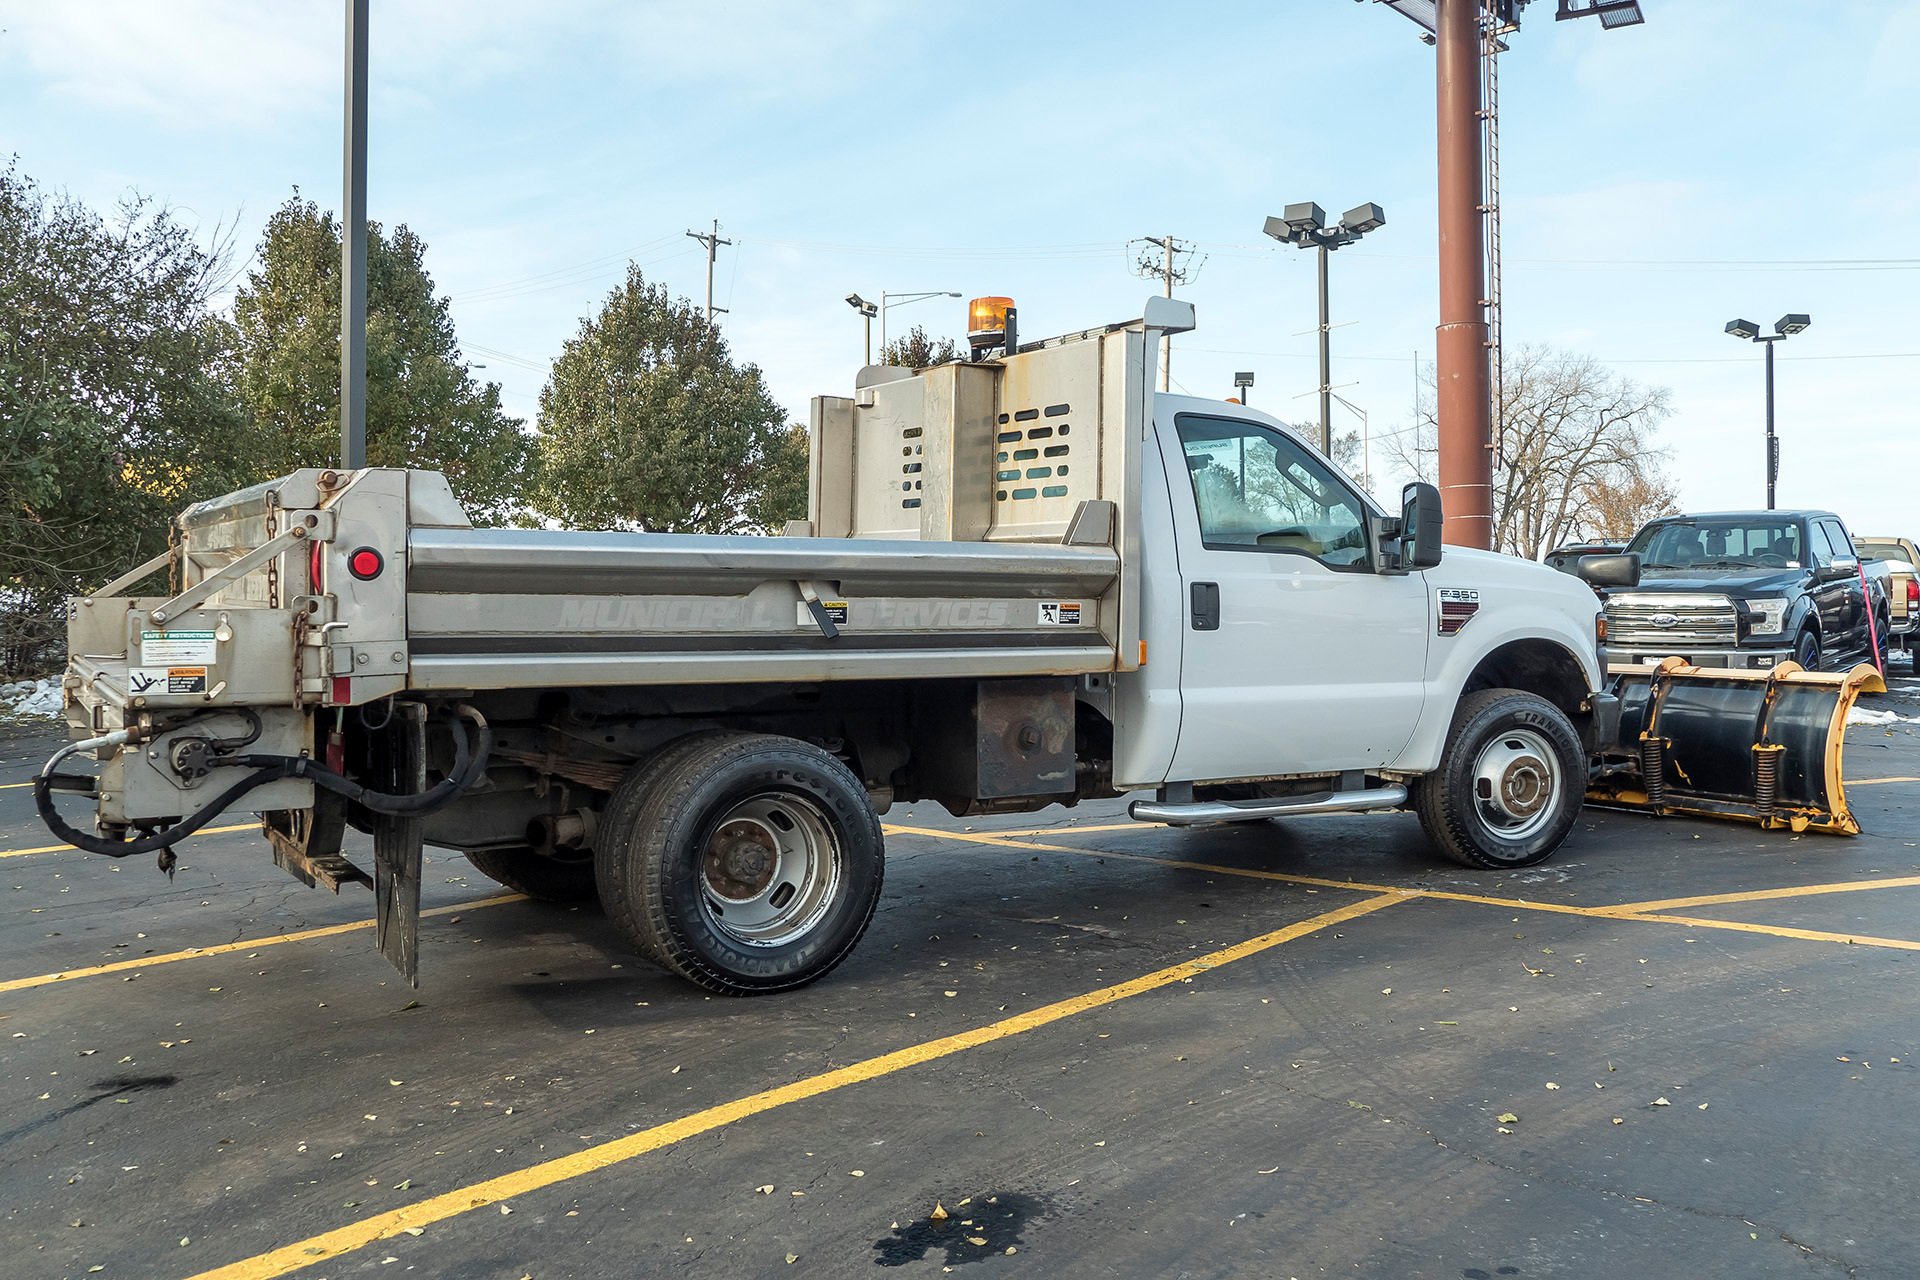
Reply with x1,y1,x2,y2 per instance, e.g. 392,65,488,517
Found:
1589,656,1887,835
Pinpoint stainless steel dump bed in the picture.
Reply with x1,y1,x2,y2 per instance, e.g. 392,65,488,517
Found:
403,527,1122,690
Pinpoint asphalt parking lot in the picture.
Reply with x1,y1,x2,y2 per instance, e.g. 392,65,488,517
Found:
3,674,1918,1280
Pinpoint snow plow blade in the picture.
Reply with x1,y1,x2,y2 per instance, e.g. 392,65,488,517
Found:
1588,657,1886,835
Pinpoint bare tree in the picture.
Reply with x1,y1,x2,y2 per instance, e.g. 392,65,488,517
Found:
1390,345,1678,559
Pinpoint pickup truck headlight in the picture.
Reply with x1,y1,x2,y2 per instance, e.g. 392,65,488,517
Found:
1743,598,1787,636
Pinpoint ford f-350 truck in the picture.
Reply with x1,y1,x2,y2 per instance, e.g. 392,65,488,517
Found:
41,299,1628,994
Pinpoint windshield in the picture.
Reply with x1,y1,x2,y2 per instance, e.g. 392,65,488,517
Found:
1627,518,1804,569
1855,540,1909,563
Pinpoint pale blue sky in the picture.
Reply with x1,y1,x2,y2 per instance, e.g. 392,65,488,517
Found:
5,1,1917,532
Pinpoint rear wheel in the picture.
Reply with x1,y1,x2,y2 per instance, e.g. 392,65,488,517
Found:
465,845,597,901
1793,628,1822,672
1413,689,1585,870
595,732,883,995
1873,611,1891,671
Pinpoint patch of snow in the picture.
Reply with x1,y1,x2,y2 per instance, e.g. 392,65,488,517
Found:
4,677,62,719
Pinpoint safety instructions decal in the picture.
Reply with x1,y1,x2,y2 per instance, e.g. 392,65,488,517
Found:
1039,601,1083,626
139,629,217,664
129,666,208,695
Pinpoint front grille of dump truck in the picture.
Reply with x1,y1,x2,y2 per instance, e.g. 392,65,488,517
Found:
1606,594,1738,650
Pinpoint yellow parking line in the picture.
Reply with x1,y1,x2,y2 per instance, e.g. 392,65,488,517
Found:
0,780,36,790
0,894,525,994
1849,776,1920,786
1600,875,1920,916
886,823,1920,955
0,823,257,859
181,891,1406,1280
1610,911,1920,953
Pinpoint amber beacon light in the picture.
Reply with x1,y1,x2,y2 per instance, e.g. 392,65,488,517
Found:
968,296,1016,356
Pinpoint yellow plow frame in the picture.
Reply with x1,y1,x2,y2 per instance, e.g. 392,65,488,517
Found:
1589,657,1887,835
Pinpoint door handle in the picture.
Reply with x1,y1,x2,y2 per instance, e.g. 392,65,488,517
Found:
1190,581,1220,631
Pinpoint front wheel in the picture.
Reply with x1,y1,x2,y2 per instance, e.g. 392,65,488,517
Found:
1793,629,1821,672
595,732,883,995
1412,689,1585,870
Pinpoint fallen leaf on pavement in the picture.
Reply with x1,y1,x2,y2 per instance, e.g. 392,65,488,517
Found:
930,1203,948,1221
1497,1113,1518,1124
1652,1097,1671,1107
755,1185,774,1195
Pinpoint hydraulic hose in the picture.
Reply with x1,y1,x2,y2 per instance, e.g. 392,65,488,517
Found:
33,706,491,863
218,706,492,816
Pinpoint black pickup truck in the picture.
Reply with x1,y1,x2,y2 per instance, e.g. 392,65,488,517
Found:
1600,510,1891,672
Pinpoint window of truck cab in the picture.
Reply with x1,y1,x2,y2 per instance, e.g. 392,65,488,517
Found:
1627,517,1805,569
1174,414,1370,571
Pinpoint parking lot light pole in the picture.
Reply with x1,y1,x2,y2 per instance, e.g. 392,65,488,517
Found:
845,294,878,366
1725,314,1810,510
880,291,962,355
1262,202,1385,454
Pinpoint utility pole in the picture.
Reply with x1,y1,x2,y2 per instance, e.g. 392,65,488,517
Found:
685,219,731,323
1132,235,1199,392
340,0,369,469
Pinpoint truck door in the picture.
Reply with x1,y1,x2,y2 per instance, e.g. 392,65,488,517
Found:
1807,519,1856,653
1158,411,1429,781
1822,518,1866,648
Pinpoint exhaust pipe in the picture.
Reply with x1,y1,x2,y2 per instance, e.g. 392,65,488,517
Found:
527,808,598,858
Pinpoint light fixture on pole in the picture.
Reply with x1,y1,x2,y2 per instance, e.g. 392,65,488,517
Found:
1553,0,1644,28
845,294,878,366
1262,201,1386,455
1234,371,1254,405
880,291,962,355
1725,313,1810,511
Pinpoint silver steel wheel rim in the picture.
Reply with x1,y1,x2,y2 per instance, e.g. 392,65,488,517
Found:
1471,726,1561,842
698,793,842,947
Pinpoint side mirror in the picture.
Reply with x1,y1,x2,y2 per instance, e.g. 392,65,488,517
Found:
1575,552,1641,589
1401,482,1443,569
1828,555,1859,575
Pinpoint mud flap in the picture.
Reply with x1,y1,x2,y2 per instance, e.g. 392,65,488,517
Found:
1588,657,1886,834
372,702,425,985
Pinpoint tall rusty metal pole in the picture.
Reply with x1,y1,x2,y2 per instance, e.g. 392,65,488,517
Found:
1434,0,1493,549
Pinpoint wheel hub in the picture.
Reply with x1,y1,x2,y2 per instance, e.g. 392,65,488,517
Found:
695,794,843,947
1472,729,1562,839
703,820,779,902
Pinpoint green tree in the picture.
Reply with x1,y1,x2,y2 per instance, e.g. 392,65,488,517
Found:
1,160,254,675
530,266,806,534
878,324,962,369
229,194,530,523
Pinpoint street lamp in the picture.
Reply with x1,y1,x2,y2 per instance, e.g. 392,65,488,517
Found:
845,293,877,365
1234,371,1254,405
1262,201,1386,454
1725,313,1811,510
880,290,962,355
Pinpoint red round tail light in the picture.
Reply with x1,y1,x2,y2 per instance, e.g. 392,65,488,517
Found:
348,547,385,580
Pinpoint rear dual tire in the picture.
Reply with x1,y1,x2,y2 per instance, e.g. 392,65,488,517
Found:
595,732,884,995
1413,690,1585,870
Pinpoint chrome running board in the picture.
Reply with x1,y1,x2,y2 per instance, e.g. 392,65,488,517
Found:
1128,785,1409,827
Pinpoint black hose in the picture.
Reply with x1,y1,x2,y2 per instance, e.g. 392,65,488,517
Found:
35,706,491,860
35,762,295,859
219,707,491,816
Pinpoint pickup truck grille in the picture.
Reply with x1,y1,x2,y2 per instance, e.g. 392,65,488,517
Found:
1606,594,1738,649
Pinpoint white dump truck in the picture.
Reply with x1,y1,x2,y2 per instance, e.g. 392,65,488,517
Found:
40,298,1628,993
